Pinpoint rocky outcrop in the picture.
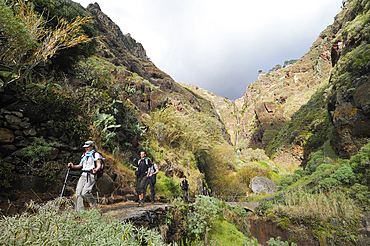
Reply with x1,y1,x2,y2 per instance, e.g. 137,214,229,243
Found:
327,0,370,158
85,3,231,144
249,176,277,195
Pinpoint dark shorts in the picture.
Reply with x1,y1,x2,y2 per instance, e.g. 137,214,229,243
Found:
137,176,148,194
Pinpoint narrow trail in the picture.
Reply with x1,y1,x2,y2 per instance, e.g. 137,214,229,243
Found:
100,201,172,221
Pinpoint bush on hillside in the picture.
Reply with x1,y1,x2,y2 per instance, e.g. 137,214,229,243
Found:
330,165,355,185
30,0,98,71
349,183,370,210
350,140,370,186
319,178,341,191
306,149,325,174
187,196,222,239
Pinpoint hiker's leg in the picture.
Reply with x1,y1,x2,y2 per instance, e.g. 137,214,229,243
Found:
182,189,187,202
75,176,86,211
143,178,149,201
149,179,155,202
138,176,148,200
81,174,96,208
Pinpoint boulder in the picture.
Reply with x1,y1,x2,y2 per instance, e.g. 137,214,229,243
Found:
249,176,277,195
0,128,14,143
96,173,115,196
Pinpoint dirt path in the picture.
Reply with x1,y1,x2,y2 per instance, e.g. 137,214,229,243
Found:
100,201,173,221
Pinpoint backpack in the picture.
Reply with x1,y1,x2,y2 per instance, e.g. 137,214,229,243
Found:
151,163,158,184
83,151,105,179
94,151,105,179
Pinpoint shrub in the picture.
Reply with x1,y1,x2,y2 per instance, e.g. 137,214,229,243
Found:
0,0,93,88
22,137,57,162
294,169,307,177
306,149,325,174
319,178,341,191
0,198,167,245
350,140,370,185
330,165,355,184
156,172,180,198
280,176,293,187
0,158,14,188
187,196,222,239
349,183,370,209
267,236,297,246
291,173,301,182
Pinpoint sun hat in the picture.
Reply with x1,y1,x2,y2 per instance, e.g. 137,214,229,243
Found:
83,140,94,148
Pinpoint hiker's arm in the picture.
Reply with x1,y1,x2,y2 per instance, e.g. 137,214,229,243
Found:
153,166,159,175
68,162,82,169
92,159,101,174
147,167,151,177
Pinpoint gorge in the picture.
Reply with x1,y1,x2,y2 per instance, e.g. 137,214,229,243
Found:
1,0,370,245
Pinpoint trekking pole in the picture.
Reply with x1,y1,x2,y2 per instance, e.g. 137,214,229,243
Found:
60,167,70,197
95,181,100,208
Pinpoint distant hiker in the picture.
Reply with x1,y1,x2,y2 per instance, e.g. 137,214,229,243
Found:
135,151,152,207
67,140,102,211
143,157,159,204
246,191,249,202
202,187,209,196
180,176,189,203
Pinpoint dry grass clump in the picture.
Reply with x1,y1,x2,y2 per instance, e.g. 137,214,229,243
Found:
278,190,361,220
147,106,213,155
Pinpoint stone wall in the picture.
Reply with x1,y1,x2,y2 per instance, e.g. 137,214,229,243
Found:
0,92,82,194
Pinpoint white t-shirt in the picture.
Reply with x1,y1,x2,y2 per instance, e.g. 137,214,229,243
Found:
81,153,96,176
150,163,158,175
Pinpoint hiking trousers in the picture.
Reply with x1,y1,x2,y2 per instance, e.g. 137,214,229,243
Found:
182,189,188,203
143,177,156,202
75,173,96,211
137,176,148,195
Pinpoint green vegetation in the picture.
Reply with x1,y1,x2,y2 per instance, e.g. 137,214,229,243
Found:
208,218,248,245
0,0,93,89
0,198,167,245
0,158,14,188
156,172,181,198
22,137,57,162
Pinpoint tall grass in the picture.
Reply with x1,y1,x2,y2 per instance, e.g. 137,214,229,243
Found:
0,197,168,245
147,106,213,155
279,190,361,220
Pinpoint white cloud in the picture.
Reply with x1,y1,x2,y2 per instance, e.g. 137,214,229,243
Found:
76,0,343,99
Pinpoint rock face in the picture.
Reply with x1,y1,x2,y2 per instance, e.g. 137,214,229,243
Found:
327,0,370,158
85,3,231,144
249,176,276,195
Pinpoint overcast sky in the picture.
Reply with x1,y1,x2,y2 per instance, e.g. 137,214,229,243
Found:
76,0,343,100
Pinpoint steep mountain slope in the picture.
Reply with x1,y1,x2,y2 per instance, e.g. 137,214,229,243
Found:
84,3,231,144
193,0,370,169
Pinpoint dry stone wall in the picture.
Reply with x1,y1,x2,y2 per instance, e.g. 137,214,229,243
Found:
0,92,81,194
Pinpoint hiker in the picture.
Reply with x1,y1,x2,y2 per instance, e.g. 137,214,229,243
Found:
246,191,249,202
202,187,209,196
67,140,101,211
180,176,189,203
143,157,159,204
135,151,152,207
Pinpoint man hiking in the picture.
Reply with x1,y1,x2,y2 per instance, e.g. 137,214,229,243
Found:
143,157,159,204
67,140,101,211
180,176,189,203
202,187,209,196
135,151,152,207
